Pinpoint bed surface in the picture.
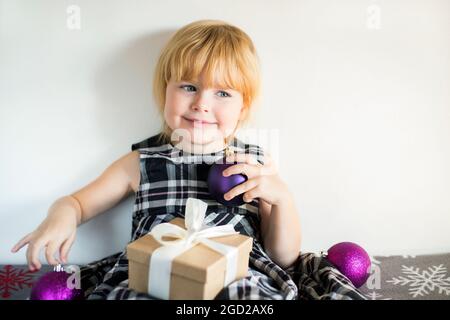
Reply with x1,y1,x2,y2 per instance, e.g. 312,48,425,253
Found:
359,253,450,300
1,253,449,300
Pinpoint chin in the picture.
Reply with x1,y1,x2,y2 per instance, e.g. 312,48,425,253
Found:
191,132,217,145
180,126,214,142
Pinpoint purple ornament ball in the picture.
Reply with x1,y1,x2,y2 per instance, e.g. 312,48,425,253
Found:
30,270,83,300
208,160,247,207
326,242,371,288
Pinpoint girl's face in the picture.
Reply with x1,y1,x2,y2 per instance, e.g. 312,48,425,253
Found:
164,71,246,149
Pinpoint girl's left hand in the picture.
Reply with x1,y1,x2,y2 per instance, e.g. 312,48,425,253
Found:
222,152,289,206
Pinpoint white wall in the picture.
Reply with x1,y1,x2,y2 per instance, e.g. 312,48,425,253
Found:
1,0,449,265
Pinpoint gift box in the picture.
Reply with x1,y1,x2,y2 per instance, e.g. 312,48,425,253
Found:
126,198,253,300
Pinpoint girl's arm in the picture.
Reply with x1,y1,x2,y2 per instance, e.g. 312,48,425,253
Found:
70,150,140,225
11,150,140,270
222,152,302,269
259,195,301,269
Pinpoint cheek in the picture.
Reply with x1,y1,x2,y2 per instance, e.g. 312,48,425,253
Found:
215,105,242,131
164,91,189,125
166,93,184,113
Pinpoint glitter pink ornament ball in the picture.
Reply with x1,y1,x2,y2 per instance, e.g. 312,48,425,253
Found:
325,242,371,288
30,269,83,300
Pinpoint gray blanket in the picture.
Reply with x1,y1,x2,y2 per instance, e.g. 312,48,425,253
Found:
1,252,449,300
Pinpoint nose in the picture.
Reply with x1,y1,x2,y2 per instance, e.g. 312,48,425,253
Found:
191,93,210,113
192,104,209,113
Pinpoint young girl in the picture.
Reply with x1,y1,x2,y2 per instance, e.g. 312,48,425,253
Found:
11,20,366,300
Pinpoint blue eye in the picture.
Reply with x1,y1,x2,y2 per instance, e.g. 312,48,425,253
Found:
217,91,231,98
180,85,196,92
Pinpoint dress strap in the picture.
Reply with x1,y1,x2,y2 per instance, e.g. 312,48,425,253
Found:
131,132,168,151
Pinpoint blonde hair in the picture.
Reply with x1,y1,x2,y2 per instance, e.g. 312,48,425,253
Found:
153,19,261,145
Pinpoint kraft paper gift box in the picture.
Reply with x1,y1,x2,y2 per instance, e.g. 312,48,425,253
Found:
126,198,253,300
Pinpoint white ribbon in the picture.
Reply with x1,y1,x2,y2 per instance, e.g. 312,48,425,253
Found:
147,198,240,299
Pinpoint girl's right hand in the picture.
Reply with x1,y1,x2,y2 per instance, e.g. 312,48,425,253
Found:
11,209,78,271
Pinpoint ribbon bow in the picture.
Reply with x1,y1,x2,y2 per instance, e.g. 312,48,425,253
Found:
147,198,239,299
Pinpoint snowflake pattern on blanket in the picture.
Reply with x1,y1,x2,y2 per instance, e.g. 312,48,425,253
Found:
78,133,366,300
0,265,36,299
387,264,450,298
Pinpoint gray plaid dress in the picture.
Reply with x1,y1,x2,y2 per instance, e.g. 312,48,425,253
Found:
80,133,367,300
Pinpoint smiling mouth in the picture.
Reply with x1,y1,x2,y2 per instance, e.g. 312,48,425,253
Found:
183,117,217,125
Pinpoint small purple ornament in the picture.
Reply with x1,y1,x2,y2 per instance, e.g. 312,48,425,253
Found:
325,242,371,288
208,158,247,207
30,265,83,300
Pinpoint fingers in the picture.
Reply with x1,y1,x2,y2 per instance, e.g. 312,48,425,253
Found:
262,152,278,173
224,153,277,178
11,233,32,253
26,240,43,271
223,163,263,179
224,177,260,202
45,241,61,266
242,186,260,203
14,230,75,270
60,232,75,263
26,239,61,271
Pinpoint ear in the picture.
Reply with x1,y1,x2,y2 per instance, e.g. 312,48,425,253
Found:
239,106,249,121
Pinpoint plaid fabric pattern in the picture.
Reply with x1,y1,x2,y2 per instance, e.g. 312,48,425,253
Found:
80,133,366,300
